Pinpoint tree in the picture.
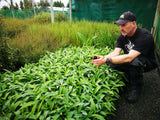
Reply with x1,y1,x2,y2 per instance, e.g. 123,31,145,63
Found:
1,0,16,17
38,0,50,9
14,3,19,10
33,3,37,9
44,0,50,7
24,0,33,9
53,1,64,7
1,6,9,10
4,0,15,18
67,2,69,8
20,0,24,10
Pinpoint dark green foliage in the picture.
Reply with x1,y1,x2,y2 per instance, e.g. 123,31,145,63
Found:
1,6,9,11
53,1,64,7
24,0,33,9
33,12,68,24
1,18,120,72
33,12,51,24
54,12,68,22
38,0,50,9
0,46,125,119
2,18,28,38
0,37,24,73
0,16,24,73
20,0,24,10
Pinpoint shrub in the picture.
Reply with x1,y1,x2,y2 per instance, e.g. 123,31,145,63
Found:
54,12,68,22
33,12,51,24
8,21,120,65
8,24,68,64
33,12,68,24
2,18,28,38
0,16,25,73
0,37,25,73
0,15,3,38
0,15,4,72
0,46,125,120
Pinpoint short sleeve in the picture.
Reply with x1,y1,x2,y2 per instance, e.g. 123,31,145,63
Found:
116,34,124,49
132,34,154,56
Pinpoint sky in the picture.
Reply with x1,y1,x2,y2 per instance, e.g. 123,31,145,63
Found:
0,0,69,9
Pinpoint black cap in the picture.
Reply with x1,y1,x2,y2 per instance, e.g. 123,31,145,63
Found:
115,11,136,25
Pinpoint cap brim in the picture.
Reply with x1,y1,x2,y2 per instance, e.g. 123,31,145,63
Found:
114,19,128,25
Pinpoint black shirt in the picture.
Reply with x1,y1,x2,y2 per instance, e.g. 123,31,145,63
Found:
116,27,156,61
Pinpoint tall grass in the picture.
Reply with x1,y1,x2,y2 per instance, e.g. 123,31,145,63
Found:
2,18,32,38
8,20,120,63
0,17,32,72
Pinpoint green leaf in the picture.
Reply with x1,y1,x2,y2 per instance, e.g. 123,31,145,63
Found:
6,113,12,119
94,85,101,94
44,111,49,118
91,114,105,120
31,101,38,114
89,97,95,114
81,110,88,116
38,100,44,112
77,32,87,45
2,92,10,100
20,101,35,110
67,111,75,119
52,114,60,120
65,88,69,105
11,101,22,111
28,114,37,120
14,110,21,116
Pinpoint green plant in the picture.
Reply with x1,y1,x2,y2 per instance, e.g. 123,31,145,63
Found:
7,20,120,69
0,16,25,73
77,32,97,46
33,12,51,24
0,37,24,73
0,46,125,120
54,12,68,22
2,18,28,38
33,12,68,24
0,15,4,72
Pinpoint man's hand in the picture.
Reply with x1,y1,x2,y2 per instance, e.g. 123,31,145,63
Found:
92,56,106,66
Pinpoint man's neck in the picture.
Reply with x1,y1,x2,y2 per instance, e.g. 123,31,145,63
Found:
128,26,137,37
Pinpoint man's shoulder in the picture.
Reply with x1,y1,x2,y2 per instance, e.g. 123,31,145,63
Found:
137,27,152,36
136,27,153,40
117,34,125,39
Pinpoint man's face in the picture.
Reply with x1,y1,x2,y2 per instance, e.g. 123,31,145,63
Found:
119,21,135,36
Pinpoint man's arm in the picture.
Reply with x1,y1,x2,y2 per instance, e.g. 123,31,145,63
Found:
92,48,122,66
110,50,141,64
92,49,141,66
104,48,122,58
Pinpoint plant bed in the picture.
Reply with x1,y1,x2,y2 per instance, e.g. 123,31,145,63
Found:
0,46,125,120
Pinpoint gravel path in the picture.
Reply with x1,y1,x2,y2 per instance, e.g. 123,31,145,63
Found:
112,68,160,120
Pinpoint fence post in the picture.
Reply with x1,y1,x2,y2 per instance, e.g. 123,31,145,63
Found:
34,7,36,16
50,0,54,23
63,7,64,15
11,7,15,19
69,0,72,22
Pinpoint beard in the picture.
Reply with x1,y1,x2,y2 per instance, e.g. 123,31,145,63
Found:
121,30,127,36
121,29,133,36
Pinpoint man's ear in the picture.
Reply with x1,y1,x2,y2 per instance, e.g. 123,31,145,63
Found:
133,21,136,25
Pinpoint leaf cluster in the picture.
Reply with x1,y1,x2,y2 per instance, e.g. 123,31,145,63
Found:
0,46,125,120
33,12,68,24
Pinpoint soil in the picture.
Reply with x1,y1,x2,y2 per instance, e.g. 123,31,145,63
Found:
112,68,160,120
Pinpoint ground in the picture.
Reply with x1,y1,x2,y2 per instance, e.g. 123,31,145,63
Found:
112,68,160,120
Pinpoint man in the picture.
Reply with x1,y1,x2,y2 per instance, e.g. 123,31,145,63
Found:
92,11,157,103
